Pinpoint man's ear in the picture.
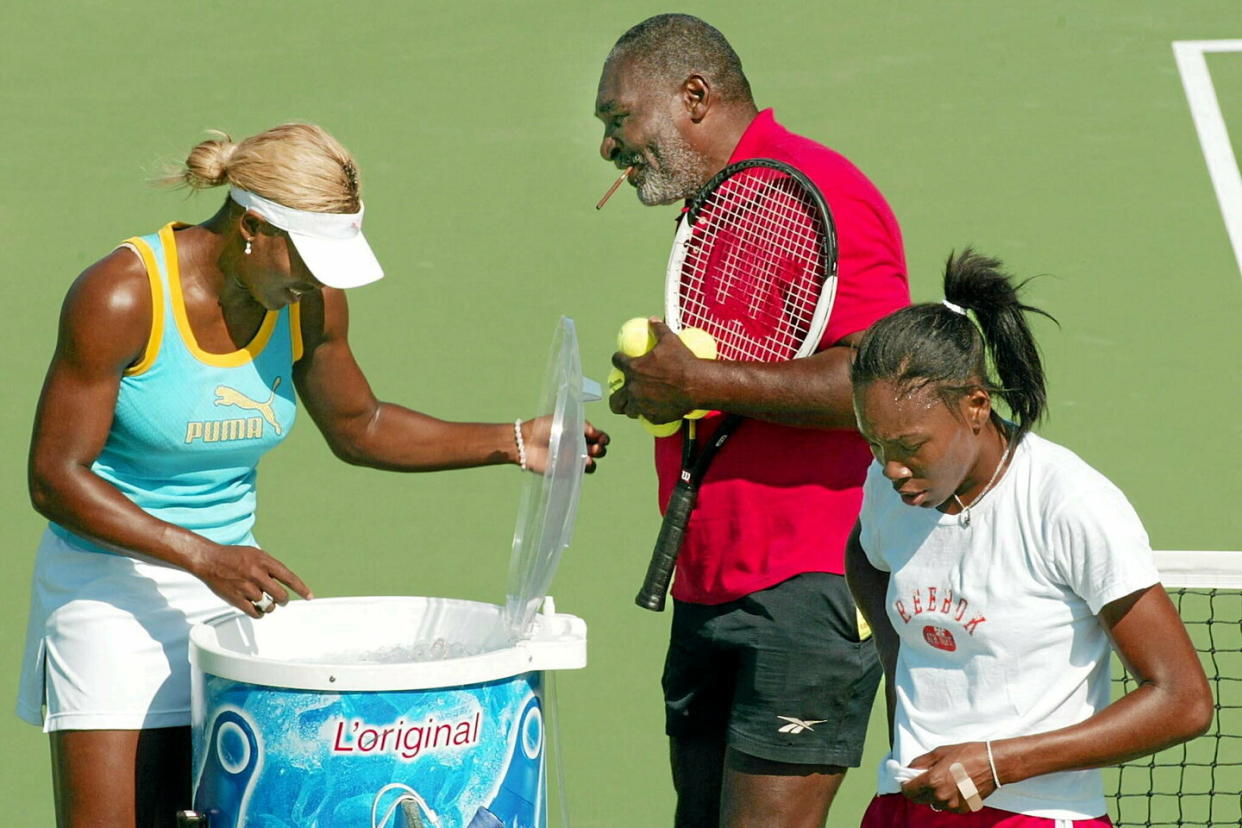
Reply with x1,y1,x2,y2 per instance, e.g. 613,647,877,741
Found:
682,74,711,123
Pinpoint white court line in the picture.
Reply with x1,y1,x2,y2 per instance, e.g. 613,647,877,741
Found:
1173,40,1242,280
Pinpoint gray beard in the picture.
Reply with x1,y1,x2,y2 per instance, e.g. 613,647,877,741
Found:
636,126,713,206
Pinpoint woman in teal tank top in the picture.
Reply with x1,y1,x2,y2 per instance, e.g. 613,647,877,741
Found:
19,123,609,827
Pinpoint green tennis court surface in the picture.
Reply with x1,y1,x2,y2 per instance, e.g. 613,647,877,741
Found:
1,2,1239,825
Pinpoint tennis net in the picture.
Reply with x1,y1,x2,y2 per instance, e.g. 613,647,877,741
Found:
1108,550,1242,827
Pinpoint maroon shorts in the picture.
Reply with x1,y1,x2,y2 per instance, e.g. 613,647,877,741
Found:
860,794,1113,827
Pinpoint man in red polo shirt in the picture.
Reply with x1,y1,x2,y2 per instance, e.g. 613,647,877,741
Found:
597,13,910,828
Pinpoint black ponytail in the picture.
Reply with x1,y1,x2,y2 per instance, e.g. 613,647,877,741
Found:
851,249,1057,443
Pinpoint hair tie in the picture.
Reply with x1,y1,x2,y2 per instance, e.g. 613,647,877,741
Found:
943,298,993,380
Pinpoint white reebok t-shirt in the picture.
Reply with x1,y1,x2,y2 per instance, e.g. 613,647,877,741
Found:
860,432,1161,819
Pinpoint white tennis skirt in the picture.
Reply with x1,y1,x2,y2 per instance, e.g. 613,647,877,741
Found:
17,528,233,732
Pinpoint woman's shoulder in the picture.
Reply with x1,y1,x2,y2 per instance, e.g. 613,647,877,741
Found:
68,244,151,312
1020,432,1105,482
56,244,153,366
1019,432,1135,521
1017,434,1155,595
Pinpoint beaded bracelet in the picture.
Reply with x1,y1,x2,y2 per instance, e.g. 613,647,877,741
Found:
513,419,528,471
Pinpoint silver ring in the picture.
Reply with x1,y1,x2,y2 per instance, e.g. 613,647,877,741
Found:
253,592,275,612
930,805,942,812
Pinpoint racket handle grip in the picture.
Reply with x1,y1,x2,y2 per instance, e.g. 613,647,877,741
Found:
635,484,698,612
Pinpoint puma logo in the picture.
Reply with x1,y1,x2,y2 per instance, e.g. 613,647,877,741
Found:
214,377,283,435
184,378,285,444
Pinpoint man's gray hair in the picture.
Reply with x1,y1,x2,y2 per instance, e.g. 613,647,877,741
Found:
608,14,754,105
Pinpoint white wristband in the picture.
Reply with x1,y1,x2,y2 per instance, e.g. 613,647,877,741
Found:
513,419,528,471
986,740,1003,788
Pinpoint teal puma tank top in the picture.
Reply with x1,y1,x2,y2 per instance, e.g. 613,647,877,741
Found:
50,222,300,554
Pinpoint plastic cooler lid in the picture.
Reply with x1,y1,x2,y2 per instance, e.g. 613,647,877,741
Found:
503,317,600,638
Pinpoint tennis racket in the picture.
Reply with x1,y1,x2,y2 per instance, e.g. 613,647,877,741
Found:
635,158,839,612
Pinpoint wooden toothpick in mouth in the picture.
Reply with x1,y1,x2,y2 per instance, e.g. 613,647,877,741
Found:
596,166,634,210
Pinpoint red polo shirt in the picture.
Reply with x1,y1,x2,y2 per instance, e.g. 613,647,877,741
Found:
657,109,909,604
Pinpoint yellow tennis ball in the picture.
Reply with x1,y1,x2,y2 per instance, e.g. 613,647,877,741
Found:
607,366,625,395
678,326,718,360
678,327,717,419
640,416,681,437
618,317,656,357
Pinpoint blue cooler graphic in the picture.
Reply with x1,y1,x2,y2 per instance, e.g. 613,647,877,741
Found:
189,319,597,827
195,709,259,821
469,695,543,827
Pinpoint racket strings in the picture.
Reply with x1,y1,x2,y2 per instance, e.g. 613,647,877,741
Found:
679,171,828,362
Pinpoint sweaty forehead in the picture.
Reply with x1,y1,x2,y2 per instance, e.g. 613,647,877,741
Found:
855,380,950,438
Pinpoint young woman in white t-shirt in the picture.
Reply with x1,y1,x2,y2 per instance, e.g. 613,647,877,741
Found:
845,250,1212,826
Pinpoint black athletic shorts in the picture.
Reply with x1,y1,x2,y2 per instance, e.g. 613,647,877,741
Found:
662,571,881,766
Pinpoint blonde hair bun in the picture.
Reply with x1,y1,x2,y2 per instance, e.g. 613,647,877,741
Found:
181,130,238,189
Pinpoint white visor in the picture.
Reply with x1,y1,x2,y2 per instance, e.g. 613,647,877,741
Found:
229,187,383,289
